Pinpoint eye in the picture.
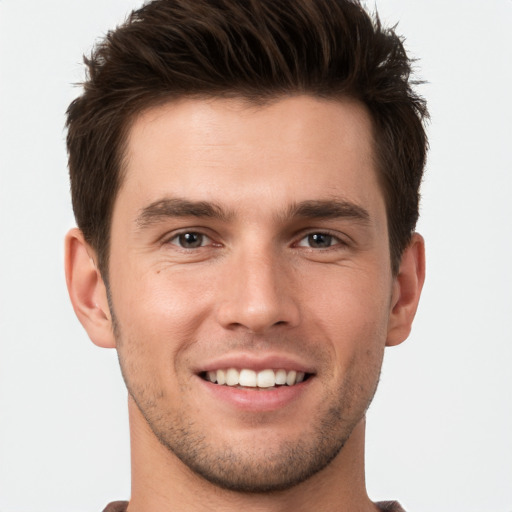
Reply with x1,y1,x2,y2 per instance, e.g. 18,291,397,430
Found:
296,232,342,249
169,232,212,249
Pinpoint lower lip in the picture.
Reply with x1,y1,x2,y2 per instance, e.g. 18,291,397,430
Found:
197,376,312,412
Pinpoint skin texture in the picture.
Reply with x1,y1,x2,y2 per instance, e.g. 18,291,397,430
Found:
65,95,425,512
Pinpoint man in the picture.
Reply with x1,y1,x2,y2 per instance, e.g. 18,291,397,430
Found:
64,0,427,510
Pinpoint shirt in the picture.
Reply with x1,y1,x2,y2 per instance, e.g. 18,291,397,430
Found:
103,500,406,511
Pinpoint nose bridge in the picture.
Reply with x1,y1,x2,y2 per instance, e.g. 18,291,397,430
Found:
216,240,300,333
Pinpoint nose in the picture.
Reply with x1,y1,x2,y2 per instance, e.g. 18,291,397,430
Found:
215,245,301,334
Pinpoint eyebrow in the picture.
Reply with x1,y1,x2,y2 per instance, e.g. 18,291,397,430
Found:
135,197,370,229
285,199,371,224
136,198,232,228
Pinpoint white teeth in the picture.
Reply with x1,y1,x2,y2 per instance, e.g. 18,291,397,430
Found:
286,370,297,386
216,369,226,385
275,369,287,385
205,368,307,388
226,368,239,386
239,369,257,387
257,369,276,388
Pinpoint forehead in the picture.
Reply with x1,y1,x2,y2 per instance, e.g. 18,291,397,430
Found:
118,95,382,220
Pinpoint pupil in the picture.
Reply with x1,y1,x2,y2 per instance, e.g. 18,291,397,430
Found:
309,233,332,248
179,233,202,248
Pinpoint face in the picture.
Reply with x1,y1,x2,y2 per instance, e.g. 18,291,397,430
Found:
108,95,396,492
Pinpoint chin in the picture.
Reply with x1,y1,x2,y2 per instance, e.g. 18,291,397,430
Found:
158,426,348,493
139,393,362,494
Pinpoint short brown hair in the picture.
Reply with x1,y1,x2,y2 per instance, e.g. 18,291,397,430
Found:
66,0,428,277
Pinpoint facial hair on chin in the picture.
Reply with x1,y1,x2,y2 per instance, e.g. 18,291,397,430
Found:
120,355,380,494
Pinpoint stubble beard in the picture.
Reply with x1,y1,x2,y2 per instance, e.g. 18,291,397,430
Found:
110,303,382,493
133,389,353,493
118,353,380,494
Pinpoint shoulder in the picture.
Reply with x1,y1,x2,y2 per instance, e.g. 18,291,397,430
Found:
376,501,407,512
102,501,129,512
103,500,405,512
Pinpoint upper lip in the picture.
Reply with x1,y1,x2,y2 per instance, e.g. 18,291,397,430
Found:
196,352,316,374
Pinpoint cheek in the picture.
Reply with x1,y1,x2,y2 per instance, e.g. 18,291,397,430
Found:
114,268,208,331
110,268,213,379
306,269,391,374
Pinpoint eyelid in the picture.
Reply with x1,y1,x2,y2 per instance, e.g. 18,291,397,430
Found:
170,232,212,247
294,230,348,249
162,228,219,248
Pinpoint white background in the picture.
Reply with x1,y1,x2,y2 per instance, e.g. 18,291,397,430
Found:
0,1,511,511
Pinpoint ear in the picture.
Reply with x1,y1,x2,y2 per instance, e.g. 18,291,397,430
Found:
386,233,426,347
64,228,116,348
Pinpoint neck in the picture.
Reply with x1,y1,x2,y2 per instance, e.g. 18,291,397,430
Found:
127,397,377,512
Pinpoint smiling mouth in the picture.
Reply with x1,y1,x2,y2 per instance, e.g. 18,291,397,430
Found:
200,368,312,389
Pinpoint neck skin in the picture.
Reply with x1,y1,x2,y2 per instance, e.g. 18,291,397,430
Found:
126,397,378,512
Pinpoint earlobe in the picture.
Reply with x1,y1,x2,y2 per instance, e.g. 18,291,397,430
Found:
386,233,426,347
64,228,116,348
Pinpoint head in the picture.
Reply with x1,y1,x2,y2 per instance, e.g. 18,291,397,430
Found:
66,0,428,281
65,0,427,498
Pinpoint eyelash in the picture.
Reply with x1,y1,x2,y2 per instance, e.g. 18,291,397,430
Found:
165,230,347,250
294,231,347,250
167,231,216,249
